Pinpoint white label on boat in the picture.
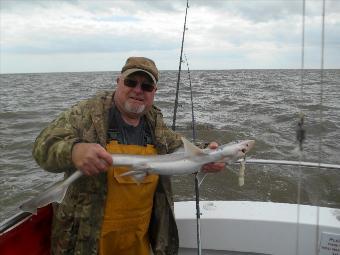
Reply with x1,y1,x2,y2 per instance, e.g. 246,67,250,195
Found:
319,232,340,255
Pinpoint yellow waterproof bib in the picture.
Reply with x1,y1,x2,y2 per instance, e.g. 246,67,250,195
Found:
99,140,159,255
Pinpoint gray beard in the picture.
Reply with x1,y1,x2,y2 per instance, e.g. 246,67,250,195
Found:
124,101,146,114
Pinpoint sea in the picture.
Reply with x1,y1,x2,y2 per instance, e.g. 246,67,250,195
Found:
0,69,339,223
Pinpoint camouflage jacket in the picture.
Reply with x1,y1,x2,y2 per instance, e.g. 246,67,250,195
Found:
32,91,183,255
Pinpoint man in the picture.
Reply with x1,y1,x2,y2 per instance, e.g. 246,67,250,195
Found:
33,57,224,255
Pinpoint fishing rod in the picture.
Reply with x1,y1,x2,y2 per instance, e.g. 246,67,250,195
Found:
185,54,197,142
171,1,201,253
169,1,202,252
172,0,189,131
184,53,202,255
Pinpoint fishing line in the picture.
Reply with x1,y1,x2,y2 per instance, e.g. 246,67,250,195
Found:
184,54,197,142
315,0,326,253
296,1,327,253
295,0,306,254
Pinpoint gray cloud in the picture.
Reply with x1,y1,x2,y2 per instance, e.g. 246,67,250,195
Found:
2,34,178,54
1,0,339,72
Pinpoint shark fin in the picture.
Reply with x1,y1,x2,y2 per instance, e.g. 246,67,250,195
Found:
181,137,206,156
119,170,147,184
132,173,147,183
196,172,208,187
119,162,150,183
120,170,143,177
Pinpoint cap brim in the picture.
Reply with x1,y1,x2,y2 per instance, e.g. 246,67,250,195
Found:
121,68,157,85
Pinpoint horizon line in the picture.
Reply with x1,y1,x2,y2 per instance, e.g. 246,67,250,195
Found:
1,68,339,75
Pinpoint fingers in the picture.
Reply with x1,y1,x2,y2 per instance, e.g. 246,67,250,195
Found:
208,141,218,149
72,143,112,176
203,141,225,173
97,149,113,166
202,162,225,173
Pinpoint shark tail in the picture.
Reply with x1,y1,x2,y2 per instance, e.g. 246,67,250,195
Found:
20,182,68,215
119,163,152,183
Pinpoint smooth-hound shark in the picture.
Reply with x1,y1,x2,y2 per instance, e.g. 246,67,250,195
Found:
20,137,255,214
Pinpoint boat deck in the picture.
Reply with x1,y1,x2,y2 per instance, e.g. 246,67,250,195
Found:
175,201,340,255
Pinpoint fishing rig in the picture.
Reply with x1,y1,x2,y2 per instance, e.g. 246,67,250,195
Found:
171,0,204,254
172,0,339,254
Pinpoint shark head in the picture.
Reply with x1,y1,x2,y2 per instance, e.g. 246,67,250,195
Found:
220,140,255,159
238,140,255,156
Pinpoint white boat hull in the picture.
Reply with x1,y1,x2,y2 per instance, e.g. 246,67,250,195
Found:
175,201,340,255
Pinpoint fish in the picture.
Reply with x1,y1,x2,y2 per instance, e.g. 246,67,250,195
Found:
119,137,255,181
20,137,255,214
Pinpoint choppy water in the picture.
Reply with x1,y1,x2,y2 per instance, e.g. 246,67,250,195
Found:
0,69,339,222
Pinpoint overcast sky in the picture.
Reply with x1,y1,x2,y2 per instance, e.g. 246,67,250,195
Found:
0,0,339,73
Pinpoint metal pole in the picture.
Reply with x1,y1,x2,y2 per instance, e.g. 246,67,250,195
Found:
233,158,340,170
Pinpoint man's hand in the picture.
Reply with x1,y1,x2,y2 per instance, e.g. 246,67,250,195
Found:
202,142,225,173
72,143,113,176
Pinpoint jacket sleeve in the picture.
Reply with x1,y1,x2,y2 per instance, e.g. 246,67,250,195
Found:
32,102,87,173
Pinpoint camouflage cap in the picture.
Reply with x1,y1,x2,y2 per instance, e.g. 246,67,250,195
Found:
121,57,159,84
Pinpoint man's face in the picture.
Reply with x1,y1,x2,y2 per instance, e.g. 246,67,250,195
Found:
114,72,157,119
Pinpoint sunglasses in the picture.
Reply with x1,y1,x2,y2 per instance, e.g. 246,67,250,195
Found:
123,78,155,92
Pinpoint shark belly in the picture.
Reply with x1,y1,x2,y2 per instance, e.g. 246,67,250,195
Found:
148,159,202,175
